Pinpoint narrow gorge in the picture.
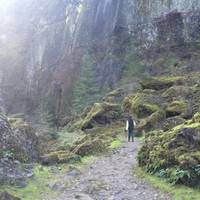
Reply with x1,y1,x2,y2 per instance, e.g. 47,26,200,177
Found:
0,0,200,200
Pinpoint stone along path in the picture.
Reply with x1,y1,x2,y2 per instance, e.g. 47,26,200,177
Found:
49,141,171,200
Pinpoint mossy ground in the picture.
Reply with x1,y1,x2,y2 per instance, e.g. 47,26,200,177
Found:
110,139,123,149
134,167,200,200
0,123,125,199
0,165,59,200
0,156,98,200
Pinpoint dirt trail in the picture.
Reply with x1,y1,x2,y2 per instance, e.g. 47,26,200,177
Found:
48,141,171,200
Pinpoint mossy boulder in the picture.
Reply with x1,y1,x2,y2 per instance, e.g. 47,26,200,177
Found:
134,103,160,118
162,116,186,131
0,116,38,162
165,100,190,118
136,110,166,133
140,76,184,90
0,116,15,158
103,88,127,103
0,192,20,200
73,138,106,157
122,91,163,117
81,102,122,130
162,85,194,100
138,119,200,186
41,151,80,165
12,124,39,162
8,117,24,126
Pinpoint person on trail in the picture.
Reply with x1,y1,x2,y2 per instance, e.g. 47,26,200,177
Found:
125,116,136,142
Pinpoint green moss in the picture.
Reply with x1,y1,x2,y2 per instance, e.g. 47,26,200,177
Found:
134,167,200,200
73,138,106,157
8,117,24,126
41,151,81,165
110,140,122,149
0,165,61,200
140,76,184,90
162,86,193,100
55,129,83,150
137,110,166,133
134,103,160,118
162,116,186,131
80,102,122,130
138,115,200,186
103,88,125,103
166,100,189,118
193,113,200,123
122,92,162,117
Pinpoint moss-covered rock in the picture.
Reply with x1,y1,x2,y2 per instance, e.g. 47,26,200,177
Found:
162,85,194,100
41,151,80,165
140,76,184,90
162,116,186,131
80,102,122,130
136,110,166,133
8,117,24,127
103,88,126,103
138,118,200,186
0,115,38,162
122,91,163,117
0,116,14,158
73,138,106,156
12,124,39,162
134,103,160,118
165,100,190,118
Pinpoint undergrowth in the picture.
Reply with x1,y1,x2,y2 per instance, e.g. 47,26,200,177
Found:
134,167,200,200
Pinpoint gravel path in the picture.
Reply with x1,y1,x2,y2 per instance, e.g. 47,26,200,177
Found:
48,141,171,200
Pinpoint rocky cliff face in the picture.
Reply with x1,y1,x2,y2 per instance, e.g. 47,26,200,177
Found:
1,0,200,121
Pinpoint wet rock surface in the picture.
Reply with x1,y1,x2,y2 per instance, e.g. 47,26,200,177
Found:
0,159,34,187
0,192,21,200
48,141,171,200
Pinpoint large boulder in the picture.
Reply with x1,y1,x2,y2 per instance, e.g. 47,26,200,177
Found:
80,102,122,130
41,151,80,165
0,115,38,186
165,100,190,118
0,116,15,158
136,110,166,134
0,115,39,162
162,85,194,101
122,91,163,117
0,159,33,186
161,116,186,131
138,114,200,186
72,138,106,157
140,76,184,90
12,124,39,162
103,89,126,103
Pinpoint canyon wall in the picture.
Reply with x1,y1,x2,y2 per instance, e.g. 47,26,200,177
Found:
1,0,200,122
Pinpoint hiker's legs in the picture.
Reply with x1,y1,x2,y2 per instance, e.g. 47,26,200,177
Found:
132,131,134,142
128,130,134,142
128,132,130,142
128,130,131,142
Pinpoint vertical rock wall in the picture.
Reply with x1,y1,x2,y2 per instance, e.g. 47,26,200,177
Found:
1,0,200,118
